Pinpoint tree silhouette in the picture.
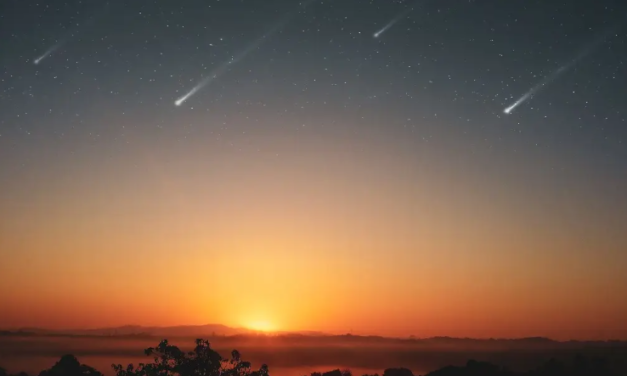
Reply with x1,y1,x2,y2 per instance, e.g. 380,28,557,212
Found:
112,339,268,376
382,368,413,376
38,355,102,376
1,339,623,376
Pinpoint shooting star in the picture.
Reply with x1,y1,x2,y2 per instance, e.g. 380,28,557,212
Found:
175,0,317,107
373,1,422,39
175,30,275,107
33,42,63,65
503,58,581,115
503,26,617,115
33,2,113,66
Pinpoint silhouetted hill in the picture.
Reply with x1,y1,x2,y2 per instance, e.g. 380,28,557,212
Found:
1,327,626,350
8,324,252,338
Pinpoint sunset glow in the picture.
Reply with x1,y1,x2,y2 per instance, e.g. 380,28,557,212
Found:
245,320,277,333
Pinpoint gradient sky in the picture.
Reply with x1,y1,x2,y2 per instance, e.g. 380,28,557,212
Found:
1,0,627,341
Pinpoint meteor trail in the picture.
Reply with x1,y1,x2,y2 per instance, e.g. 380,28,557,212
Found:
32,3,117,66
373,1,422,39
175,0,318,107
503,26,617,115
175,30,276,107
503,57,583,115
33,42,63,65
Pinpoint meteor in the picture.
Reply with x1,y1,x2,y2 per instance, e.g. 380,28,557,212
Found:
33,42,63,65
33,2,111,66
373,1,423,39
175,0,318,107
504,93,531,115
373,19,399,39
503,58,581,115
503,25,618,115
175,31,274,107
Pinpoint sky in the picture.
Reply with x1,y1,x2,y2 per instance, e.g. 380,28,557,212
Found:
0,0,626,341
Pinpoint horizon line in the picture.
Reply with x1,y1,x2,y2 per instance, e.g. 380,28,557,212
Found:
3,325,626,343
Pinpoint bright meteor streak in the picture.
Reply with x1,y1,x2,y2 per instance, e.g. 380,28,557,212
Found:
504,93,531,115
503,26,617,115
175,31,274,107
33,42,63,65
503,61,578,115
175,0,318,107
373,19,398,39
373,1,423,39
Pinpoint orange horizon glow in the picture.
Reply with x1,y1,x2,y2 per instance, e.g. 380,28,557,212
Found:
1,127,626,342
244,320,277,333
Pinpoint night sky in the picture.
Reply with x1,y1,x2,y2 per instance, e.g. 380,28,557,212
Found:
1,0,627,339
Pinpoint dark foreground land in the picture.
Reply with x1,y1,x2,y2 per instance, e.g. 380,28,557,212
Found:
1,334,627,376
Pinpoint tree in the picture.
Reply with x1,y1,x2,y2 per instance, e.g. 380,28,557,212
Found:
112,339,268,376
39,355,102,376
382,368,413,376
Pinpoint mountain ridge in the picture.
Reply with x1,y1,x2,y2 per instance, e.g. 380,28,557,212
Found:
2,325,625,345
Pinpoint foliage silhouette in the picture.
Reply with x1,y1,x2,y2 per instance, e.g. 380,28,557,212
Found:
36,355,102,376
0,339,623,376
382,368,413,376
111,339,268,376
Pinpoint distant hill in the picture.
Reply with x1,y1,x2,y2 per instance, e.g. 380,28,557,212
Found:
8,324,253,337
2,325,625,349
4,324,329,338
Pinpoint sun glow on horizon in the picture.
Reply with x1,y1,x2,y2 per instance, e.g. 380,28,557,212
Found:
245,320,276,332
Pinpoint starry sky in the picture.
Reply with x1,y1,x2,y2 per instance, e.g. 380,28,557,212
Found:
1,0,627,340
